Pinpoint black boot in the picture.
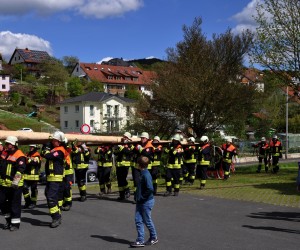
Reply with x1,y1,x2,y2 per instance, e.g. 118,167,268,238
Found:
50,217,62,228
106,184,112,194
10,223,20,231
3,218,11,230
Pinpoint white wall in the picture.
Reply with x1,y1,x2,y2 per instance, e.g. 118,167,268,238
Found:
0,75,10,92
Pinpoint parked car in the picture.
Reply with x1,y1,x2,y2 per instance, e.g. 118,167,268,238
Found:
18,127,33,132
38,159,98,184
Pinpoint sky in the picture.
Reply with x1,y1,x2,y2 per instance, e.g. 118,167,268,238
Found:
0,0,260,64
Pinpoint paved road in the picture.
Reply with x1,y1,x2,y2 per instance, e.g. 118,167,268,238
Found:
1,189,300,250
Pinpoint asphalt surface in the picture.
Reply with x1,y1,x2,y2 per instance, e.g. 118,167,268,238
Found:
1,187,300,250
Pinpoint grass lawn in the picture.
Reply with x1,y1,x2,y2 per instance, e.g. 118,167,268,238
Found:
87,162,300,208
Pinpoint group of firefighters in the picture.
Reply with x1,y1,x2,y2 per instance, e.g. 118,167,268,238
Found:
0,130,282,231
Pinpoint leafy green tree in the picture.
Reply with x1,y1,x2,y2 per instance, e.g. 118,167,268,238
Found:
124,86,141,100
62,56,79,74
33,85,49,103
68,77,84,97
85,79,104,92
135,17,256,138
250,0,300,91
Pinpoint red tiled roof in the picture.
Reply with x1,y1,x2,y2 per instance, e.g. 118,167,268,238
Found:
240,68,264,84
80,63,156,86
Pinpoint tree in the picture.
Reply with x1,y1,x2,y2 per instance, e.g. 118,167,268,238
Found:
85,79,104,92
250,0,300,91
124,86,141,100
68,77,84,97
62,56,79,74
134,17,256,138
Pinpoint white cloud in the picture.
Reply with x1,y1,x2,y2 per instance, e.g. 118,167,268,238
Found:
0,31,52,60
231,0,261,33
97,57,114,64
0,0,143,18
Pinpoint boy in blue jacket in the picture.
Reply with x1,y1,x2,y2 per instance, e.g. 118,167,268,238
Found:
131,156,158,247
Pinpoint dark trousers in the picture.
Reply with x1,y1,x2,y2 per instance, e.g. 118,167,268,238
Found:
222,161,231,179
272,156,280,173
196,165,208,185
116,166,129,198
63,174,73,206
257,157,268,172
45,182,63,219
165,168,181,192
185,163,196,183
150,166,159,194
75,168,88,197
132,167,141,189
97,167,112,192
0,186,23,225
23,180,38,205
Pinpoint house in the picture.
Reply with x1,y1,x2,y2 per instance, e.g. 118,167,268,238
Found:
59,92,136,134
8,48,51,76
71,62,156,97
240,68,264,92
0,74,10,95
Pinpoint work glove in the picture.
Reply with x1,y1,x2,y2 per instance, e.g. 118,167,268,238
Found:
136,145,142,152
82,143,88,152
12,173,22,189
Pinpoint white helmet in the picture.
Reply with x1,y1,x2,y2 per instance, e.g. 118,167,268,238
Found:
226,138,233,143
29,144,37,148
153,136,160,141
140,132,149,139
200,135,209,143
64,137,68,144
123,132,132,139
261,137,266,142
188,137,195,143
51,131,65,142
272,135,278,139
5,136,18,146
172,134,181,141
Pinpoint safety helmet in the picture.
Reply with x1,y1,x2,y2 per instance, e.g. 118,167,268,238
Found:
123,132,132,139
64,137,68,144
261,137,266,142
29,144,37,148
175,129,182,133
0,141,2,145
5,136,18,146
272,135,278,139
200,135,209,143
51,131,65,142
153,136,160,141
140,132,149,139
226,138,233,143
172,134,181,141
188,137,195,143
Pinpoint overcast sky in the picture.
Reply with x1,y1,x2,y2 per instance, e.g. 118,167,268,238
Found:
0,0,260,63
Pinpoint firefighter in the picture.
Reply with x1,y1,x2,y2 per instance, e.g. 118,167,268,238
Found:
164,134,183,197
61,138,73,211
182,137,197,185
221,138,237,180
196,136,212,189
252,137,270,173
0,136,26,231
42,131,67,228
94,144,113,197
114,132,133,201
132,132,154,195
71,140,91,202
151,136,163,195
23,144,41,209
269,135,282,173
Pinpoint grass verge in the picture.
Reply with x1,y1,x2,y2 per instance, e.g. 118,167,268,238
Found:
87,162,300,208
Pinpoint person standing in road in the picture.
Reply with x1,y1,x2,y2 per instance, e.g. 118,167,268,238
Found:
252,137,270,173
182,137,197,185
42,131,68,228
114,132,133,201
23,144,41,209
151,136,163,195
0,136,26,231
130,156,158,248
94,144,113,197
269,135,282,173
71,141,91,202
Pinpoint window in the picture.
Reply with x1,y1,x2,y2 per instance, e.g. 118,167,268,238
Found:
90,120,94,127
108,75,113,80
126,106,130,116
64,106,68,113
107,105,111,117
2,76,5,80
114,105,119,117
75,120,79,128
125,77,131,81
64,121,68,128
90,105,94,116
75,105,79,113
2,84,5,90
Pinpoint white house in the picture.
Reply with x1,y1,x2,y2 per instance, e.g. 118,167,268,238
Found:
59,92,136,133
0,74,10,94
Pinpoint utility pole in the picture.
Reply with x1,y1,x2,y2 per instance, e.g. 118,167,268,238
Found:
285,86,288,159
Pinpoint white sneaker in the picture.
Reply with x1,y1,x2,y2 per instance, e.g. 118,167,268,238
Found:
146,238,158,245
